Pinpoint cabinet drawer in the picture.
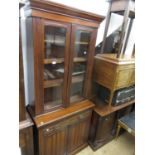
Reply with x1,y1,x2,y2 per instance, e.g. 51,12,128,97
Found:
42,110,92,136
115,69,133,88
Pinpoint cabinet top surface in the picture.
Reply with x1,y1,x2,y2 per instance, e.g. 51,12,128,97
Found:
95,54,135,65
19,112,34,130
94,100,135,117
33,100,94,128
23,0,105,23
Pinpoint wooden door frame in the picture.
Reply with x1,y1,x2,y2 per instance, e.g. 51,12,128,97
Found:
35,18,71,114
67,24,97,105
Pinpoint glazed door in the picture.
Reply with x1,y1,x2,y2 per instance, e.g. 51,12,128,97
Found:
42,20,71,111
68,25,97,105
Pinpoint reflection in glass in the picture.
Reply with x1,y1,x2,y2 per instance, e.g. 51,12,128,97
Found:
44,26,66,58
70,30,91,104
124,19,135,56
43,25,66,110
104,13,124,53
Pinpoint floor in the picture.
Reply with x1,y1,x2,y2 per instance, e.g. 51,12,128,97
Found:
76,132,135,155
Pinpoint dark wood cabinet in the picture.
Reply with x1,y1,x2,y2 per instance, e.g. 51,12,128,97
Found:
19,114,34,155
88,104,134,151
21,0,104,116
20,1,104,154
35,100,94,155
88,111,116,150
95,114,116,141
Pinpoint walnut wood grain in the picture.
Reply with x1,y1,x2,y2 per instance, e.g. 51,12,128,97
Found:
34,100,94,128
19,112,34,155
88,103,134,151
94,54,135,106
22,0,103,116
94,100,135,117
24,0,105,23
19,126,34,155
19,112,34,130
33,101,94,155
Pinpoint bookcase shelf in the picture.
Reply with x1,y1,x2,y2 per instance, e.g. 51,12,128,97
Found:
44,57,86,65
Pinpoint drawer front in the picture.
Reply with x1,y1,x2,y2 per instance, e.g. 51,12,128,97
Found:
42,110,92,136
115,64,135,89
94,59,116,89
115,69,133,89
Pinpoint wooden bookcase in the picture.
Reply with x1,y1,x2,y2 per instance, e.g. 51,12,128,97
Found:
20,1,104,155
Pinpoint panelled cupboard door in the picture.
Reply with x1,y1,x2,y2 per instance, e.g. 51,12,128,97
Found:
39,126,68,155
95,113,116,142
67,118,91,154
68,25,97,105
41,19,71,112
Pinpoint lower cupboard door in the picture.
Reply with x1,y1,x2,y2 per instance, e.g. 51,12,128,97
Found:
67,119,90,154
39,127,68,155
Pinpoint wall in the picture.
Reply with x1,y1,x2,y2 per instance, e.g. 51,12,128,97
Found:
50,0,110,46
50,0,134,56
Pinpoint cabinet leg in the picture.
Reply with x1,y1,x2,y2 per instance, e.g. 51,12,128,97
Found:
109,90,114,106
115,124,121,140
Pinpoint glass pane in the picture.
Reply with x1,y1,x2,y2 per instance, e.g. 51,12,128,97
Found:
124,19,135,56
104,13,124,53
103,13,132,54
70,30,91,104
44,25,66,110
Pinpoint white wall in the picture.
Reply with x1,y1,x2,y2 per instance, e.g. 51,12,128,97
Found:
50,0,134,55
50,0,109,16
50,0,110,46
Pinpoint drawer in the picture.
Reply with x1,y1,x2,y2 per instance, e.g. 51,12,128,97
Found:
42,110,92,135
115,69,133,88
